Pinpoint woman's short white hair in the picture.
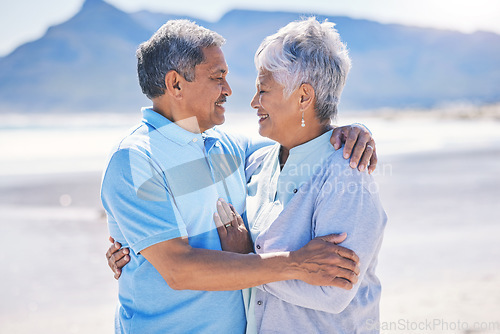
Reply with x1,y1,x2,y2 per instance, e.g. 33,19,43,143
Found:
255,17,351,121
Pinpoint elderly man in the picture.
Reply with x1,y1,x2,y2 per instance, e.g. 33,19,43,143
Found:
101,20,376,333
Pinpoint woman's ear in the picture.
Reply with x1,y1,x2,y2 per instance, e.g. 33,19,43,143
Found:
299,83,315,111
165,70,183,99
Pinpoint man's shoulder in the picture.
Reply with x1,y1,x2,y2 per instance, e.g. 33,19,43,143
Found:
322,146,350,170
313,146,378,195
103,122,157,174
209,127,244,147
113,122,152,152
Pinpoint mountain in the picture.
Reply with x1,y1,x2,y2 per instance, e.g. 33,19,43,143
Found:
0,0,499,113
0,0,152,112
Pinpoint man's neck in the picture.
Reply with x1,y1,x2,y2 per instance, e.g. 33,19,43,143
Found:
152,102,204,134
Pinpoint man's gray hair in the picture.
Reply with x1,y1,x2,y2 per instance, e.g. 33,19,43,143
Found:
255,17,351,121
137,20,225,99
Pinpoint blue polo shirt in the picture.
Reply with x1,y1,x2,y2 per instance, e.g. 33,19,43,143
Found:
101,108,267,333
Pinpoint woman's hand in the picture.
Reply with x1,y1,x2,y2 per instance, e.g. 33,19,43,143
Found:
331,124,377,174
214,198,254,254
106,237,130,280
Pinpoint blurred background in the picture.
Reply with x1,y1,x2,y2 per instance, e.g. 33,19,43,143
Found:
0,0,499,333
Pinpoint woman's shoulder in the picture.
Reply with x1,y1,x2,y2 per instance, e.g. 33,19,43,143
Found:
312,145,375,188
316,146,351,174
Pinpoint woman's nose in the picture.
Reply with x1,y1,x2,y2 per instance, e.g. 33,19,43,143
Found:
250,92,259,109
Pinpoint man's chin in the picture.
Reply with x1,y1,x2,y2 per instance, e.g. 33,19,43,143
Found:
214,114,225,126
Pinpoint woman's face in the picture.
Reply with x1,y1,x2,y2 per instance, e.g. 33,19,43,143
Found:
250,70,301,143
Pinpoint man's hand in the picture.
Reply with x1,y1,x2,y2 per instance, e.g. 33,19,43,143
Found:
290,233,360,290
106,237,130,280
331,124,377,174
214,198,254,254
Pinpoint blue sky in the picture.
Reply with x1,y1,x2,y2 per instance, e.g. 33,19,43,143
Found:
1,0,499,56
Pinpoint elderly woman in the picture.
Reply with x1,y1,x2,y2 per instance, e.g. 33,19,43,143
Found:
215,17,386,333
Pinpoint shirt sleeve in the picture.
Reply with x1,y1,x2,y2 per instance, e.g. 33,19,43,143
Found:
257,161,387,314
224,131,274,161
101,148,188,255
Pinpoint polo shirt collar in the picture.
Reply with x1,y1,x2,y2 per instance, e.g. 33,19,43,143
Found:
141,107,203,146
202,127,223,151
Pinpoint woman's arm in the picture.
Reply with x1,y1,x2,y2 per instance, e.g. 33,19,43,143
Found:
255,160,387,313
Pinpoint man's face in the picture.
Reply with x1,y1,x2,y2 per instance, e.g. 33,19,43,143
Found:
181,46,232,132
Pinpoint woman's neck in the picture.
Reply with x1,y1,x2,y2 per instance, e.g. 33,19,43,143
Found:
279,122,331,168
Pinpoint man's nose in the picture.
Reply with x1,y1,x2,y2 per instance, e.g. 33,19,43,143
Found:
222,78,232,96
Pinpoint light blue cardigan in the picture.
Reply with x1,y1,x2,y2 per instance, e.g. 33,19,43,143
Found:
244,130,387,334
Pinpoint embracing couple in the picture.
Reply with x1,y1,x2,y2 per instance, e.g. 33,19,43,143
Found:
101,17,386,334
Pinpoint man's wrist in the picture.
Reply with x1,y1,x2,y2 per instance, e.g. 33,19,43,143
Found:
260,251,301,281
281,250,305,281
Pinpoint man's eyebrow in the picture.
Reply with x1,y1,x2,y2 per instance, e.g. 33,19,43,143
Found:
211,68,227,75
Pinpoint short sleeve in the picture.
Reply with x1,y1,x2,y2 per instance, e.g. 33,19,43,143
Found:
101,148,187,254
222,131,274,162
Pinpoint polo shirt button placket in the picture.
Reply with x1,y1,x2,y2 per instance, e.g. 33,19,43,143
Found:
257,301,263,306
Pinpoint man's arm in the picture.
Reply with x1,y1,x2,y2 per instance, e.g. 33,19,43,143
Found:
106,233,359,290
141,235,359,291
103,148,360,290
231,123,377,173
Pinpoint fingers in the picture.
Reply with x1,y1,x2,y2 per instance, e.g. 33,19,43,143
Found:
342,126,359,160
335,253,360,276
334,245,360,266
108,247,129,264
106,241,121,260
330,126,344,150
107,247,130,280
114,253,130,269
317,232,347,244
331,277,354,290
357,139,375,172
335,266,359,284
228,203,245,228
111,253,130,280
367,146,378,174
217,199,233,226
347,131,372,170
214,212,227,236
109,236,115,244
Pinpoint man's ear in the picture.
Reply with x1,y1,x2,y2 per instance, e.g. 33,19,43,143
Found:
299,83,315,111
165,70,183,99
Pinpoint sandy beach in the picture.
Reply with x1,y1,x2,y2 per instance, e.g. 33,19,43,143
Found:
1,113,499,333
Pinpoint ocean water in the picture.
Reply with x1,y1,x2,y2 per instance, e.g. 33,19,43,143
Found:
1,111,500,176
